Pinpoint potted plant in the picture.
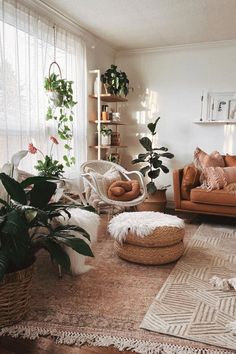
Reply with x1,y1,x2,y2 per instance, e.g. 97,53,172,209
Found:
44,66,77,167
132,117,174,212
101,64,130,97
28,137,64,178
100,125,112,146
0,173,94,327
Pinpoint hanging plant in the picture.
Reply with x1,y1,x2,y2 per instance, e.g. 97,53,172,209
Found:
44,62,77,167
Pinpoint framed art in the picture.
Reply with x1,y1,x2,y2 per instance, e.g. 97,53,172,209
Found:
207,92,236,121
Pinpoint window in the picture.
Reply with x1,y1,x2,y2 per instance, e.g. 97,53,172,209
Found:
0,0,86,175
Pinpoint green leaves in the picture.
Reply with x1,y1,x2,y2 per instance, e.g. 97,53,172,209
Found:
101,64,129,97
34,155,64,178
131,117,174,194
29,181,57,209
0,173,27,205
139,137,152,151
42,239,71,272
44,72,77,166
0,251,9,281
147,117,160,135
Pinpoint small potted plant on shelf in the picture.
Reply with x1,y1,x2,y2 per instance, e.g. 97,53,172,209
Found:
132,117,174,212
0,173,94,327
101,64,130,97
100,125,112,146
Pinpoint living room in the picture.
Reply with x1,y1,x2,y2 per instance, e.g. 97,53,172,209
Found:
1,1,236,353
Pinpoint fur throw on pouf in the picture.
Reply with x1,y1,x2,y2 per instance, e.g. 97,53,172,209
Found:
57,208,100,275
108,211,184,242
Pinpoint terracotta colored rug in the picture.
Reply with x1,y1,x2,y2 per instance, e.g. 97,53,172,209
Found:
141,223,236,352
0,220,235,354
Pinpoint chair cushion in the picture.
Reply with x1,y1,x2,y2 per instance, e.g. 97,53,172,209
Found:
181,164,201,200
190,187,236,206
107,180,140,201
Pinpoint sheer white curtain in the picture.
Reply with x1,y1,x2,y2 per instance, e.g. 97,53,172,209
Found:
0,0,87,176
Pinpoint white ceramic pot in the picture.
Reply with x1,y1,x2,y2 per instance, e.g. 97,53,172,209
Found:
101,134,111,146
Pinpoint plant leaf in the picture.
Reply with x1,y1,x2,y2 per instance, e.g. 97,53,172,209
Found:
148,169,160,179
160,165,169,173
139,137,152,151
29,181,57,208
42,239,71,272
0,251,9,281
0,173,27,205
55,237,94,257
21,176,57,189
160,152,174,159
147,117,160,135
53,225,91,241
140,165,150,176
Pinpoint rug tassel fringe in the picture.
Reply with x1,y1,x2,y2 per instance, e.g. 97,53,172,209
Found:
0,325,233,354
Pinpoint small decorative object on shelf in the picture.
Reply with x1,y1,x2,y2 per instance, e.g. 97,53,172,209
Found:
106,152,120,164
111,131,120,146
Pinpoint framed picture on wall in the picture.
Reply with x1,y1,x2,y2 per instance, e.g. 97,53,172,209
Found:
228,99,236,120
207,92,236,121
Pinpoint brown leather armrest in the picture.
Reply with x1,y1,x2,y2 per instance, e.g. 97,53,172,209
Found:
173,169,183,209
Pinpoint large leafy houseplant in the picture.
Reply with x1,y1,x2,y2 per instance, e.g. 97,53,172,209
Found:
0,173,94,281
44,70,77,167
132,117,174,194
101,64,130,97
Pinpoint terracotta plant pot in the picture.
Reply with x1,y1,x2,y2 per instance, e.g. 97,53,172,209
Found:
137,189,167,212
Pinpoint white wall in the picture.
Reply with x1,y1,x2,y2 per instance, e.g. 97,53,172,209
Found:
116,42,236,203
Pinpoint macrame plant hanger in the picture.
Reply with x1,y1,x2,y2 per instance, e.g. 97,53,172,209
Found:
48,24,62,79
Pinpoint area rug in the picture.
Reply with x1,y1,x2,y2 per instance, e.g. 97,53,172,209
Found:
141,223,236,352
0,221,235,354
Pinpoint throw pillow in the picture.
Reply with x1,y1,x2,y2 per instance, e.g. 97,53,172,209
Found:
194,147,225,170
202,166,236,190
225,154,236,167
181,164,201,200
107,180,140,201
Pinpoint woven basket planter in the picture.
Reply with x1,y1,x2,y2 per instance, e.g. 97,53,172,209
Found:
114,240,184,265
0,263,34,328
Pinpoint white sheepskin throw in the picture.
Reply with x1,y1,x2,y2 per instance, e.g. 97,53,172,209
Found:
108,211,185,242
57,208,100,275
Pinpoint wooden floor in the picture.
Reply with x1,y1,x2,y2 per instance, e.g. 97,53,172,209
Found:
0,211,234,354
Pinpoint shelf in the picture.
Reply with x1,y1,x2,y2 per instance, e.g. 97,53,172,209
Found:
89,145,127,149
194,120,236,125
89,94,128,103
89,120,125,125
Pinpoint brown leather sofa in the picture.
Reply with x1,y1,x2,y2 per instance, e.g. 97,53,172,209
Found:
173,168,236,217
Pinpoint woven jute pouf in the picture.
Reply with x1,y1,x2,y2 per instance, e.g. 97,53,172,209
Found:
109,211,185,265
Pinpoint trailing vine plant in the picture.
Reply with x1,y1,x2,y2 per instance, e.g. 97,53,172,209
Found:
44,63,77,167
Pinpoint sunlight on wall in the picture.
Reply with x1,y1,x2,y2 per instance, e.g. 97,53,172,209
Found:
223,125,235,154
135,88,159,141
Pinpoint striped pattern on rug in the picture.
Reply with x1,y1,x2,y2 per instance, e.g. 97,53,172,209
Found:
141,223,236,351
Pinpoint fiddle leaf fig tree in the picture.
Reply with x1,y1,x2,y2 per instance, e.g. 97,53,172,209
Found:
44,72,77,167
132,117,174,194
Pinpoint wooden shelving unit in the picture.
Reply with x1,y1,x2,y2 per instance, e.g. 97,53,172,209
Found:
89,69,128,161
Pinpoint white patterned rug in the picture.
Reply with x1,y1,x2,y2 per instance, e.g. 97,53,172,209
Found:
141,223,236,352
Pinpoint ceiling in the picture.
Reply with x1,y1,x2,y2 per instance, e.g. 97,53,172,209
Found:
44,0,236,51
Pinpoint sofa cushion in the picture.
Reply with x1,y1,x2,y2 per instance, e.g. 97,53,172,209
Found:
201,166,236,190
181,164,201,200
194,147,225,171
190,187,236,206
225,154,236,167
